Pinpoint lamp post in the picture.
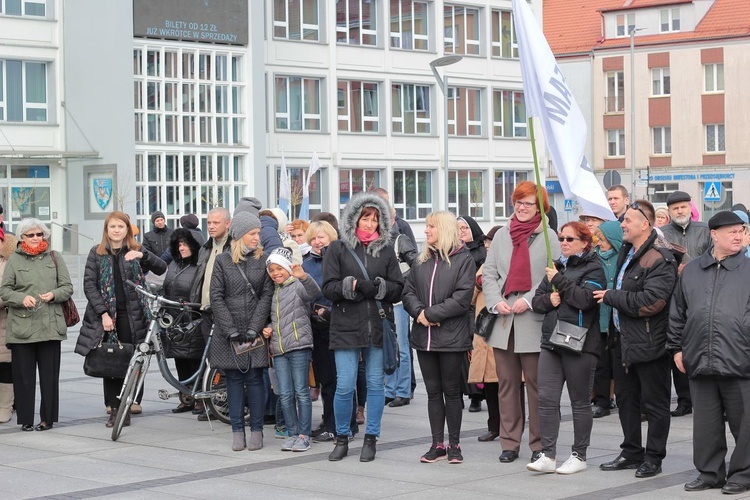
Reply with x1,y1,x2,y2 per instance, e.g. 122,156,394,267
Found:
430,55,463,212
629,27,643,200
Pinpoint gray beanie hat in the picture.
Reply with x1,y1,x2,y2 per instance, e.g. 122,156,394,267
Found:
230,211,261,240
234,196,262,217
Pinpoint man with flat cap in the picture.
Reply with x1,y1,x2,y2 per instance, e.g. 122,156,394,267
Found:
659,190,711,417
668,211,750,495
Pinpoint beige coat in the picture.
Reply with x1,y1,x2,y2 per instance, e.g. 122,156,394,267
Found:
467,265,498,384
482,218,560,353
0,234,18,363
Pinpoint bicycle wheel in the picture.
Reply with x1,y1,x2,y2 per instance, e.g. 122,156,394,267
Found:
111,359,143,441
203,367,230,424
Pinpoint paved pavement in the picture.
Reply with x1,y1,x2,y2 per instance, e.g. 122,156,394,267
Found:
0,323,743,499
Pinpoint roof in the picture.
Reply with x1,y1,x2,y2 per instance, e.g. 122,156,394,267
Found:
544,0,750,57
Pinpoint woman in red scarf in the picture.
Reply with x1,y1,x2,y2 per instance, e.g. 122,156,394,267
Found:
481,181,560,464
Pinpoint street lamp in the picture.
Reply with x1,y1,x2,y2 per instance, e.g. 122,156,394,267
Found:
430,55,463,211
629,27,644,200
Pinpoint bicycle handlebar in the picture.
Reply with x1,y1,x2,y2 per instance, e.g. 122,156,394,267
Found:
124,280,202,312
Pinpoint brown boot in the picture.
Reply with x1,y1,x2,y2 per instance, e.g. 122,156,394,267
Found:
356,406,365,425
106,409,117,428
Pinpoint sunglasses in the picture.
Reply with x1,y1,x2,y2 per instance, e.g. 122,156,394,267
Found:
558,236,581,243
23,232,44,238
630,202,652,226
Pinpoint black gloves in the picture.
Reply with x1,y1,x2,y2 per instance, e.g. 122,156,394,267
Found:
357,280,378,299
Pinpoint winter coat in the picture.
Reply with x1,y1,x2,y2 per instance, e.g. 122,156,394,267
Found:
260,215,283,254
460,215,486,268
532,251,605,356
601,230,678,367
209,251,273,370
395,216,418,249
302,249,332,324
668,249,750,378
660,220,711,263
596,221,623,334
468,265,498,384
322,191,404,350
482,217,561,353
74,245,167,356
1,245,73,344
0,234,18,362
142,226,173,258
268,275,320,357
402,245,476,352
189,235,232,304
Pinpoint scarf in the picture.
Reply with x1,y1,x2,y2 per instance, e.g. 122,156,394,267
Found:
355,228,379,246
504,213,541,298
21,239,48,255
98,248,152,323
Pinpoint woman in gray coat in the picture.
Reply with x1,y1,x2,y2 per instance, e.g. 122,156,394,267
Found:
482,181,560,464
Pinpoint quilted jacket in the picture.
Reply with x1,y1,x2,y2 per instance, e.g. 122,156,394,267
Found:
267,275,320,357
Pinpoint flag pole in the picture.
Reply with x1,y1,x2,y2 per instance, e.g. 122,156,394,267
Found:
528,117,555,268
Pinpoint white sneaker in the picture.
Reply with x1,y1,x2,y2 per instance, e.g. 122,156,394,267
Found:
556,452,587,474
527,452,556,473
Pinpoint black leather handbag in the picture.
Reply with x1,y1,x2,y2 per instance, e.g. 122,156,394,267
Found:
83,331,134,378
475,306,497,339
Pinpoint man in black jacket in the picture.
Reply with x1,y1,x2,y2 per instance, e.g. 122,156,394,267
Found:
668,211,750,495
143,211,173,257
593,200,678,479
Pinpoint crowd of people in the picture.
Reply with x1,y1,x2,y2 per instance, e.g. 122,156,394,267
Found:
0,183,749,494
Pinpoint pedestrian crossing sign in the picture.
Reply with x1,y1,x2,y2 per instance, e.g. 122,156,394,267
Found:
564,199,574,212
704,182,721,202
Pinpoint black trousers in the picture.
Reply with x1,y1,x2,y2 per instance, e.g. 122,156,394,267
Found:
691,376,750,486
312,326,336,433
483,382,500,433
592,332,613,408
417,350,465,446
0,361,12,383
103,311,143,408
612,340,671,464
10,341,61,425
671,358,692,408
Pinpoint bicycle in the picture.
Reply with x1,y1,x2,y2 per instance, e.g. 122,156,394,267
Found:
111,280,230,441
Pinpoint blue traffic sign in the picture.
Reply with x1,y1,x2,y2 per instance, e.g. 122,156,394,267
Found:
704,182,721,202
564,199,574,212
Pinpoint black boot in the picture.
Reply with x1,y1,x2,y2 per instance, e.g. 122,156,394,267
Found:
329,435,349,461
360,433,377,462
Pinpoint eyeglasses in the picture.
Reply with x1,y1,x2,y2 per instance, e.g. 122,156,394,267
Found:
514,200,537,209
458,226,470,232
558,236,582,243
22,232,44,238
630,203,652,226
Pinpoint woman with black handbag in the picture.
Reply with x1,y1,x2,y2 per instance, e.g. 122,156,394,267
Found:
528,221,605,475
402,211,476,464
75,211,166,428
209,212,273,452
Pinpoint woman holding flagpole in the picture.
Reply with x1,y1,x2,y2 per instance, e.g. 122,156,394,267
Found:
481,181,560,464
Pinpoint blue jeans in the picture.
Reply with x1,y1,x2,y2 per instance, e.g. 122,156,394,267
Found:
273,348,312,437
385,303,412,399
334,344,385,437
225,367,265,433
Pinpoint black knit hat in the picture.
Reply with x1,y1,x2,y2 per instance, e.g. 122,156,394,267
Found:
180,213,199,229
151,210,165,224
708,211,744,230
666,191,691,206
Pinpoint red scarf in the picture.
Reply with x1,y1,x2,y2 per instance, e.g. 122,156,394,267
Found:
355,228,379,246
504,213,541,298
21,239,48,256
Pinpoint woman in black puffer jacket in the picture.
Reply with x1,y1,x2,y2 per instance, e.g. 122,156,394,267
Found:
529,221,605,475
162,228,203,414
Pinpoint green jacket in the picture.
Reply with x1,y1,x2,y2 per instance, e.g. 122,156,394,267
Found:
0,247,73,344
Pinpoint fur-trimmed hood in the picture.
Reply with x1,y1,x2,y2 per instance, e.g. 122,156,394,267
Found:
0,233,18,260
340,191,392,257
169,228,201,266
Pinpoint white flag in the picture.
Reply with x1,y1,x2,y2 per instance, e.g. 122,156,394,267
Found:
513,0,615,221
303,152,321,199
278,152,291,215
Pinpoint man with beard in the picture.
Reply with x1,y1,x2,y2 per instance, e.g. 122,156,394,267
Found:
659,191,711,418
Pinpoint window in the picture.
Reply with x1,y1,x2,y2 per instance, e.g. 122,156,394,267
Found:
491,10,518,59
492,89,526,138
651,68,670,96
706,124,725,153
616,12,635,37
606,71,624,113
276,165,322,219
704,63,724,93
649,182,678,204
0,60,47,122
393,169,432,221
652,127,671,155
337,0,377,46
275,76,321,131
494,170,528,218
391,83,430,134
660,8,680,33
448,86,482,137
339,168,381,211
444,5,480,56
0,0,45,17
274,0,319,41
133,47,245,145
449,170,484,218
607,129,625,157
338,80,379,133
390,0,428,50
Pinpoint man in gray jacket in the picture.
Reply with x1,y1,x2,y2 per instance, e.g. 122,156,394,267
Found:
659,191,711,418
668,211,750,495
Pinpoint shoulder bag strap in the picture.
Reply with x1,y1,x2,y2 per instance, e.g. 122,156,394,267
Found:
345,245,386,318
235,261,257,299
